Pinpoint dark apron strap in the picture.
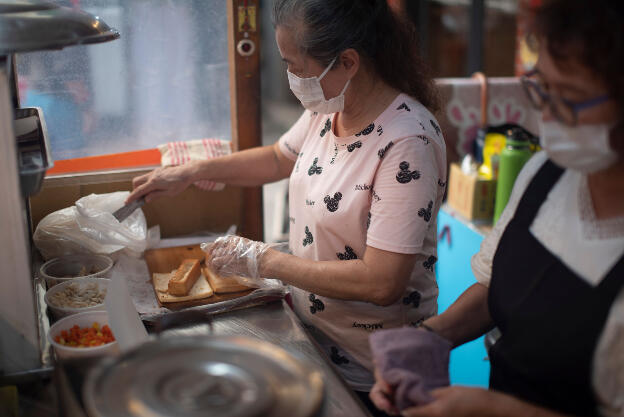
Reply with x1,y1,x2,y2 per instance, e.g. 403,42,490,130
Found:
509,159,564,227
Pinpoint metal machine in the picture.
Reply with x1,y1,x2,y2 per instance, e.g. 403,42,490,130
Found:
0,0,119,379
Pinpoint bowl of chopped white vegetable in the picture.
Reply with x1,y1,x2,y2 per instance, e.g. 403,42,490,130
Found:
45,277,109,319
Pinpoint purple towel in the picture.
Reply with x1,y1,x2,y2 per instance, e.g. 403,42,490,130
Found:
369,327,452,410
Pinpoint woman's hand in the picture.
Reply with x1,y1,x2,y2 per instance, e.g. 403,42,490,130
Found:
127,163,197,204
204,235,272,279
401,386,569,417
401,386,491,417
370,367,400,416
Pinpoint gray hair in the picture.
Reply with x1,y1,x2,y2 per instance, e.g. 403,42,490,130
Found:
272,0,384,67
272,0,440,111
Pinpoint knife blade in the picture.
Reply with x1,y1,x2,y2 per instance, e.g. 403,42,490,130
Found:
112,197,146,222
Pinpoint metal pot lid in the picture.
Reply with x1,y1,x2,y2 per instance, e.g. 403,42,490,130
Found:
0,0,119,54
0,0,56,13
83,336,324,417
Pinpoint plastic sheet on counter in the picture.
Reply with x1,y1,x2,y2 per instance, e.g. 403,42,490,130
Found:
111,254,167,316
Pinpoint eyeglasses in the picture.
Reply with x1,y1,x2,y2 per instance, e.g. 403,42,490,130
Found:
520,69,610,126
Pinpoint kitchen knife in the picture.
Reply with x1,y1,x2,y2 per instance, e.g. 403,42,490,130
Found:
112,197,145,222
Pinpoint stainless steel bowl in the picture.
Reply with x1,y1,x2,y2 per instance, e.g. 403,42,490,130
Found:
83,335,324,417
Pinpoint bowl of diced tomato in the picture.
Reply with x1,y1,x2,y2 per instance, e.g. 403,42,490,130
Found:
48,311,119,359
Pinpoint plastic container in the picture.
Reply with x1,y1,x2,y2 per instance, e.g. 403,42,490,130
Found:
40,254,113,288
47,311,119,360
44,277,109,319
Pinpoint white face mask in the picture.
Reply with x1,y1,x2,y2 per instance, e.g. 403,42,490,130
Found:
287,57,350,114
539,119,619,173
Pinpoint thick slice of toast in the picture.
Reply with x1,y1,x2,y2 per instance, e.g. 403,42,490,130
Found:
202,266,250,294
153,271,213,303
168,259,201,296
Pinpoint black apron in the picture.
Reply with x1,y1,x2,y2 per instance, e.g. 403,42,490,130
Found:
488,160,624,416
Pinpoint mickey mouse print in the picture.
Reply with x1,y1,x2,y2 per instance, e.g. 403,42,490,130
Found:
277,94,446,389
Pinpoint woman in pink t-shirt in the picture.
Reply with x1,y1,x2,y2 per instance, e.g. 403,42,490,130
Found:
128,0,446,410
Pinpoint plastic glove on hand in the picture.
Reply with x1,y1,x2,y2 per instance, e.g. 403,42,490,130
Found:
203,235,271,279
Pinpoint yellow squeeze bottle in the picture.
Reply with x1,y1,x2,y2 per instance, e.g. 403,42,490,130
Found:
478,132,506,180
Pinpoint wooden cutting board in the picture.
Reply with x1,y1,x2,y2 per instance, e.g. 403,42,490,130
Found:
144,244,253,310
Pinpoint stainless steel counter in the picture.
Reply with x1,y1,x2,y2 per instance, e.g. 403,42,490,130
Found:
19,248,372,416
160,300,372,417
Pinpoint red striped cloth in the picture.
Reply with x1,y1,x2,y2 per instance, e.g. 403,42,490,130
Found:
158,139,231,191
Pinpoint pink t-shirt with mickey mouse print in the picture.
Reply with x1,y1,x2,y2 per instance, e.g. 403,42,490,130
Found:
278,93,447,391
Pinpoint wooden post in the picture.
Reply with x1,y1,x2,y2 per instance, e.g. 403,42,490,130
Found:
227,0,264,241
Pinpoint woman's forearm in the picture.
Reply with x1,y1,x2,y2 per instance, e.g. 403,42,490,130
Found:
488,390,576,417
262,253,388,304
261,247,416,306
425,282,494,347
192,143,293,186
405,387,581,417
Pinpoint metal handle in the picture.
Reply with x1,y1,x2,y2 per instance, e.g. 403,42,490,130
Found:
141,287,285,333
112,197,145,222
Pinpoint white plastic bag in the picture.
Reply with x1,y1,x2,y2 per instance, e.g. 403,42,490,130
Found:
34,192,159,260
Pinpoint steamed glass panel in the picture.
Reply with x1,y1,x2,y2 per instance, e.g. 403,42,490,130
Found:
17,0,231,161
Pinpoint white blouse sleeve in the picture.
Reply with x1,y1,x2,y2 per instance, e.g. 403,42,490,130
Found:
593,287,624,417
470,152,549,287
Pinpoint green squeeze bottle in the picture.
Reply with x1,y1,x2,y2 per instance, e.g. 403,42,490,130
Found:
493,126,536,224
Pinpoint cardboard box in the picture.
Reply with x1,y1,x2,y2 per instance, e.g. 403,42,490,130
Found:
447,163,496,221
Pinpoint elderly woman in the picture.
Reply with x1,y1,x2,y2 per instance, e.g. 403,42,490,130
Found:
369,1,624,416
128,0,445,407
